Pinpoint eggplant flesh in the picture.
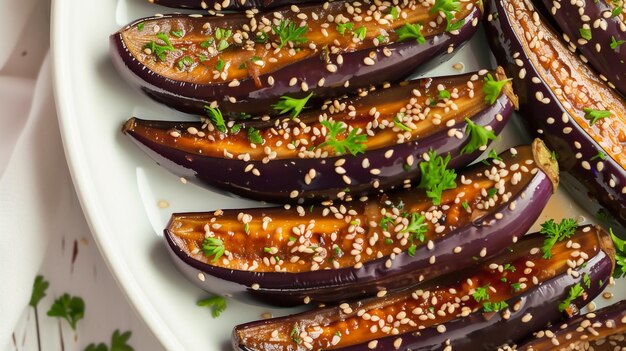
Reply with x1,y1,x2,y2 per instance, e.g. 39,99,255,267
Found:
165,140,559,305
484,0,626,226
232,225,614,351
541,0,626,97
149,0,316,10
123,69,516,203
110,1,483,116
507,300,626,351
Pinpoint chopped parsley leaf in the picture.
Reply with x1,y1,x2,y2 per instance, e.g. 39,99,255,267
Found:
272,93,313,118
418,150,457,205
396,23,426,43
461,118,496,154
540,218,579,259
203,106,227,133
558,283,584,312
272,19,308,49
483,73,511,105
483,301,508,312
583,108,611,125
472,285,490,302
197,295,227,318
247,127,264,144
202,237,225,262
319,120,367,156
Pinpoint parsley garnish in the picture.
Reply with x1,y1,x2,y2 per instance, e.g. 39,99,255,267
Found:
272,19,308,49
47,294,85,331
137,23,144,32
487,187,498,198
461,201,469,210
199,38,214,48
30,275,49,308
418,150,457,205
503,263,516,272
203,106,226,133
353,26,367,40
336,22,354,35
611,36,626,49
482,149,502,165
85,330,134,351
430,0,463,31
539,218,579,259
171,29,184,38
215,58,225,71
583,273,591,289
177,56,193,70
396,23,426,43
215,28,232,52
579,27,592,41
558,283,584,312
393,113,412,131
610,228,626,278
511,283,522,292
407,244,417,256
438,89,451,100
197,295,227,318
387,6,400,20
247,127,264,144
472,285,490,302
319,121,367,156
583,108,611,125
272,93,313,118
483,301,508,312
290,325,302,344
253,32,269,43
380,216,395,231
145,32,175,61
202,237,225,262
483,73,511,105
401,212,428,243
590,151,607,161
461,118,496,154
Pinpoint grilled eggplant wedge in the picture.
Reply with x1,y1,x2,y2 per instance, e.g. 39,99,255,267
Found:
232,225,614,351
123,69,516,203
164,140,558,305
111,0,483,116
484,0,626,226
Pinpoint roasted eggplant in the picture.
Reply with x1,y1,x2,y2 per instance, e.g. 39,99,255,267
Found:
164,140,559,305
123,69,516,202
148,0,315,11
110,0,483,116
484,0,626,226
232,225,614,350
505,300,626,350
539,0,626,97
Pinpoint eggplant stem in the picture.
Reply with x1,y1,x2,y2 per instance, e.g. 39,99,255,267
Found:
532,138,559,193
495,66,519,110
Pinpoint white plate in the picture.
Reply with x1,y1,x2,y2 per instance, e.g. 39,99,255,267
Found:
51,1,625,349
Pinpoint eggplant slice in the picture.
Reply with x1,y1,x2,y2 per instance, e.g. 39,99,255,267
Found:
111,0,483,116
232,225,614,351
506,300,626,350
484,0,626,226
123,69,517,203
539,0,626,97
164,140,559,305
148,0,316,11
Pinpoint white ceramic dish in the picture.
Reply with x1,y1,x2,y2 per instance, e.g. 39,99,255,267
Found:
51,1,625,349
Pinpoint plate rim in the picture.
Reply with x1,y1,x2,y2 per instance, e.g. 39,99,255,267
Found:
50,1,179,349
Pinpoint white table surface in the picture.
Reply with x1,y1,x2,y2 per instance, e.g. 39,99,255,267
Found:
3,2,164,350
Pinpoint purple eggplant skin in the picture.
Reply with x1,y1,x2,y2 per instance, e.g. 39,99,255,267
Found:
149,0,314,10
109,5,483,117
123,79,515,203
231,226,614,351
163,140,558,306
541,0,626,98
483,0,626,226
510,300,626,351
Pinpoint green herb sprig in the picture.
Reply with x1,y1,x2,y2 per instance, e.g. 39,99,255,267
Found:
47,294,85,331
272,93,313,118
197,295,227,318
272,20,308,49
319,121,367,156
539,218,579,259
417,150,457,205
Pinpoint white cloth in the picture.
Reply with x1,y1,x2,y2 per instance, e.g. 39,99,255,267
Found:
0,0,70,346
